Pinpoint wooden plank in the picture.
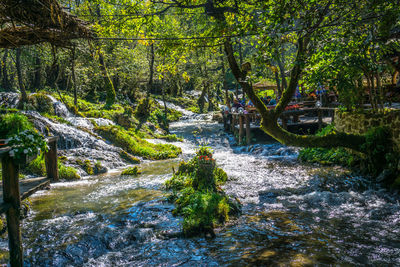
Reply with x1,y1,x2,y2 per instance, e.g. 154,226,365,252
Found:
0,177,51,214
0,177,50,203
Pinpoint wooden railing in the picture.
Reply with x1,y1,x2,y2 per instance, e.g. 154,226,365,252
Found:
0,136,59,267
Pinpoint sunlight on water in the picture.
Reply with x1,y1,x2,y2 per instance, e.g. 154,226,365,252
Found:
0,108,399,266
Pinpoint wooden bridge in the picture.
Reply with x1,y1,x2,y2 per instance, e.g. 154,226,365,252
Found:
0,136,59,267
223,107,335,144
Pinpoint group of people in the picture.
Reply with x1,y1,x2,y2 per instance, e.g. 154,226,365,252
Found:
232,96,277,109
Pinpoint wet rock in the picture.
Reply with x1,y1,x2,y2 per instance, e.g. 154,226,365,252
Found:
212,112,223,123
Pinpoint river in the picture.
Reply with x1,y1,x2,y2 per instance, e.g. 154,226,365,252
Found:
2,112,400,266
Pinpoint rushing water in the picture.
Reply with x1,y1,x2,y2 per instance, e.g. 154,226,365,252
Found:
2,108,400,266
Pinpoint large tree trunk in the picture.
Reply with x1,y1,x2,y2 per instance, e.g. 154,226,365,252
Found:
223,38,366,152
16,48,28,107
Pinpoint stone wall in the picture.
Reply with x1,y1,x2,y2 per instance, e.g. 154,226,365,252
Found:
335,110,400,152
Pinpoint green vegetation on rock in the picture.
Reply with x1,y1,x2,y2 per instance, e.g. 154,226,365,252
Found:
121,166,141,176
165,147,239,237
95,125,181,160
25,154,80,180
28,92,54,114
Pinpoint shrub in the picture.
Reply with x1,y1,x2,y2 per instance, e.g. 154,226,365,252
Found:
299,125,359,167
0,113,33,138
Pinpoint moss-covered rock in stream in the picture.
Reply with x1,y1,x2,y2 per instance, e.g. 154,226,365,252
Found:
28,92,54,114
121,166,141,176
165,147,240,237
95,125,181,160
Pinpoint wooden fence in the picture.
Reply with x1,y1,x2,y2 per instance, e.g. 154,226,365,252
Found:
0,136,58,267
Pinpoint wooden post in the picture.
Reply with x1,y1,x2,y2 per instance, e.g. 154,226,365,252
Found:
2,155,23,267
229,114,234,133
331,109,335,124
245,114,251,145
281,115,288,130
317,108,323,130
238,115,244,144
231,114,236,133
222,112,227,130
45,137,59,182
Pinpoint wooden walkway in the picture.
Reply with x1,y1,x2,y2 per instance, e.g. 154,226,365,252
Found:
223,107,335,144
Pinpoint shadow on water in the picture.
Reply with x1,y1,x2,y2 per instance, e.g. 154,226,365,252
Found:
1,116,400,266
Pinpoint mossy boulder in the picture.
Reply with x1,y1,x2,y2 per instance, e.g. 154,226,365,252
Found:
121,166,141,176
28,92,54,114
165,147,240,237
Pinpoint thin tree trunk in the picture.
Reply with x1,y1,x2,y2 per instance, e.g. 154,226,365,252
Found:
147,43,155,96
32,52,42,91
274,70,282,98
2,49,11,91
220,47,230,108
71,47,77,107
98,50,116,107
276,55,287,92
16,48,28,107
376,73,384,109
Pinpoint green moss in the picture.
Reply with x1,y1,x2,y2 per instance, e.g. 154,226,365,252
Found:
119,150,141,164
28,92,54,114
0,113,34,138
165,147,239,237
58,162,80,180
53,93,124,121
155,134,183,142
361,126,397,176
76,159,94,175
95,125,181,160
25,154,80,180
26,154,46,176
121,166,142,176
42,113,72,125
